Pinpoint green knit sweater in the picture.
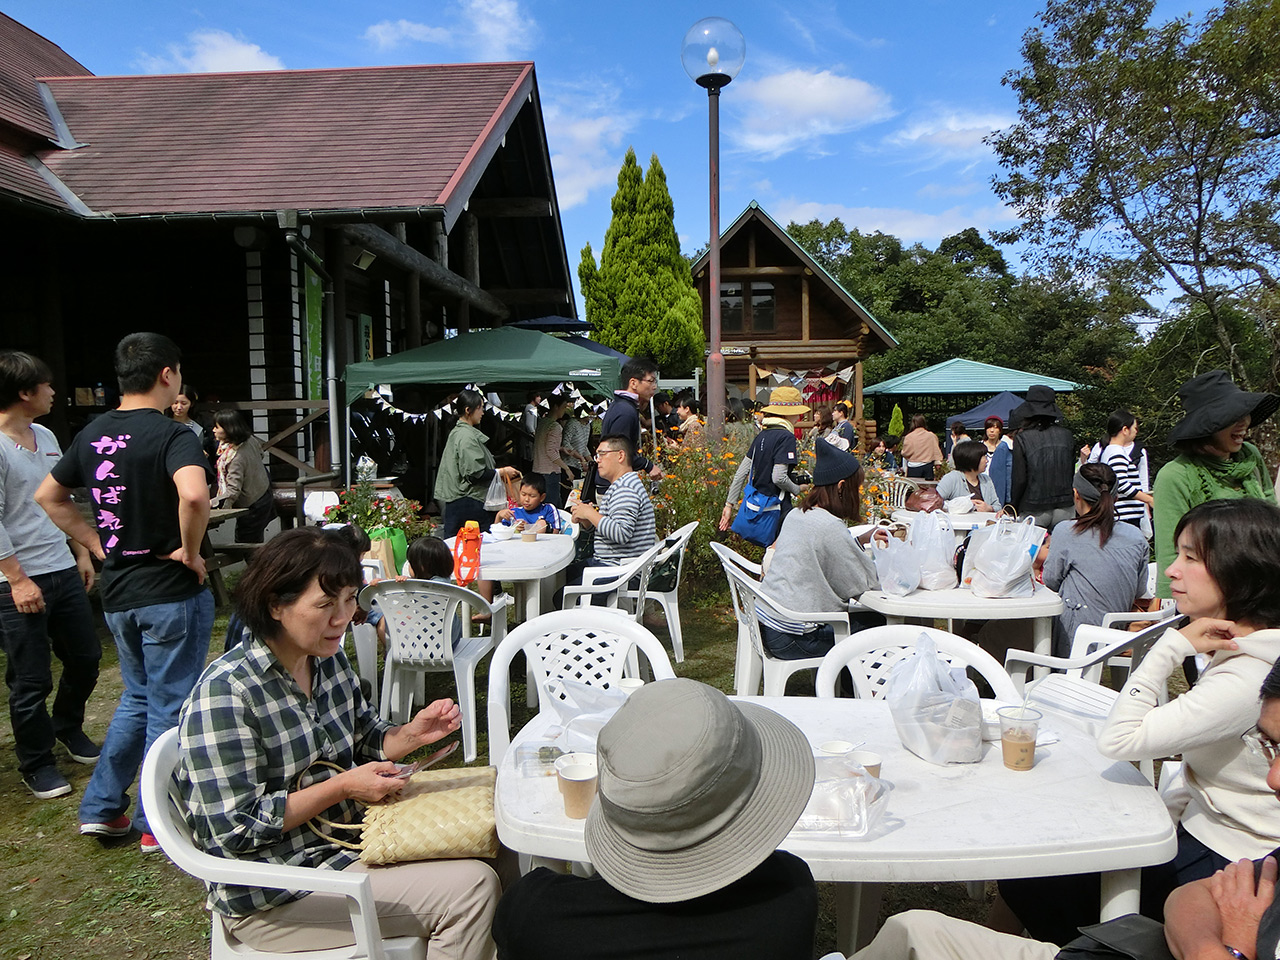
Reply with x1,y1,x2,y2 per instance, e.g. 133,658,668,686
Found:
1152,442,1274,598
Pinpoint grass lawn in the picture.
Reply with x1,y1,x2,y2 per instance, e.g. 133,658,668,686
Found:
0,585,992,960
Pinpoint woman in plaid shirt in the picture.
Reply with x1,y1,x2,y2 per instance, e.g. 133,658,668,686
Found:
176,527,500,958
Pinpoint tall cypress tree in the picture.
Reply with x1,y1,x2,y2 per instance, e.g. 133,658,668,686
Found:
579,148,705,376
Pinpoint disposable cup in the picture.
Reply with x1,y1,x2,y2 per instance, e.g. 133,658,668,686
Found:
558,764,597,819
848,750,882,778
521,530,538,542
554,753,596,794
997,706,1041,771
617,678,645,697
818,740,855,756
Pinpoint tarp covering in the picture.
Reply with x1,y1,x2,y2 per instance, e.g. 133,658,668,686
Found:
945,391,1025,430
343,327,619,405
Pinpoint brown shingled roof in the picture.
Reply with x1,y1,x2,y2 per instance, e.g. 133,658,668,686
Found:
0,141,64,208
0,12,91,141
38,62,534,219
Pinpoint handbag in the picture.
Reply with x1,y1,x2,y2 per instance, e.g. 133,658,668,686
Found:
905,487,945,512
1055,914,1174,960
301,762,499,865
730,449,785,547
573,462,598,564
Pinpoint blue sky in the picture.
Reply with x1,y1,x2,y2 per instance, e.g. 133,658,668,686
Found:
5,0,1216,307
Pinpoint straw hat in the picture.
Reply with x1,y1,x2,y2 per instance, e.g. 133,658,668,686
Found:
1166,370,1280,446
584,678,814,903
760,386,809,415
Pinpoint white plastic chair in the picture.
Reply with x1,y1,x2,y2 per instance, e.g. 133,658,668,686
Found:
485,609,676,764
556,508,579,541
141,728,425,960
360,558,385,584
709,541,769,696
359,580,508,763
1004,614,1181,739
887,476,920,510
561,541,664,613
717,552,851,697
346,622,379,710
616,521,699,662
815,625,1020,701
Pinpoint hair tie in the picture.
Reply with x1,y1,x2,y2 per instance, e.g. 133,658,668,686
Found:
1073,472,1102,503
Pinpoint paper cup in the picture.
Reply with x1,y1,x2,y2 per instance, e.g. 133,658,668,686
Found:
558,764,598,819
818,740,855,756
617,678,645,697
848,750,882,778
554,753,596,794
521,530,538,542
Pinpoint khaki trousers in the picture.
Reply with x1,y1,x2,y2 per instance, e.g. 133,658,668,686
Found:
227,858,500,960
851,910,1060,960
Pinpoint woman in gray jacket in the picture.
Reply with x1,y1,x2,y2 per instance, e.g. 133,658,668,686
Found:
211,410,274,542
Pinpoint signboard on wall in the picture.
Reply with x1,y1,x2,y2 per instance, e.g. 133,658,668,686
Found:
304,265,324,400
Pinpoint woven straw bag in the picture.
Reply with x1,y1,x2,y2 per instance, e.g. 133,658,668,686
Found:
303,763,499,865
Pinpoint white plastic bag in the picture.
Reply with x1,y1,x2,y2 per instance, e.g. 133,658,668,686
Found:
884,633,982,765
909,511,957,591
963,515,1045,598
871,536,921,596
483,473,509,512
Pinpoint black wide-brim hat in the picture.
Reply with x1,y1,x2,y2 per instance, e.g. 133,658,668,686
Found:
1166,370,1280,445
1010,384,1063,424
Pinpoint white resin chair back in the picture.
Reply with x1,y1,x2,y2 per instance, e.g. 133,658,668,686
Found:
486,610,675,764
816,625,1020,702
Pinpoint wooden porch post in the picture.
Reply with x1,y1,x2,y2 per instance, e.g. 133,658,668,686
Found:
748,363,758,407
854,360,864,443
801,275,810,342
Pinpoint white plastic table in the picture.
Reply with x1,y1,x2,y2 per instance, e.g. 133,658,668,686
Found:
493,696,1175,955
858,585,1064,660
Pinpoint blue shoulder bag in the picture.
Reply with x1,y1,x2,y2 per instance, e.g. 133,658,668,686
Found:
730,451,784,547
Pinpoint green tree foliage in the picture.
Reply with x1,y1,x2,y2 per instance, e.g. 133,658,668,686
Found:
989,0,1280,389
887,404,905,438
578,148,706,376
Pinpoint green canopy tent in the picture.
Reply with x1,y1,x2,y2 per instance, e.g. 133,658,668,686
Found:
343,327,619,405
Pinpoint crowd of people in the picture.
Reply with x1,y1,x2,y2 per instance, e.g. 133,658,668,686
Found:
7,333,1280,960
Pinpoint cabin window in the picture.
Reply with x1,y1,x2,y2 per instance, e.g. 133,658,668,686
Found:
718,281,772,333
720,283,743,332
750,282,775,331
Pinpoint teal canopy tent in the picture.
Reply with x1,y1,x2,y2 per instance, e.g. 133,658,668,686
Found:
343,327,620,405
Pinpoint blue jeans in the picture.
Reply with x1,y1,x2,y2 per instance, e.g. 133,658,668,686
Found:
80,590,213,832
0,567,101,776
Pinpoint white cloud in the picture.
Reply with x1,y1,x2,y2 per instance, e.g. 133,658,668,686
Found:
362,0,537,61
885,108,1013,164
773,198,1017,245
729,69,894,160
363,20,451,49
136,29,284,73
543,85,638,211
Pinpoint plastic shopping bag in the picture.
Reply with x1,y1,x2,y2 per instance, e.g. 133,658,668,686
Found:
908,511,957,591
870,535,921,597
483,473,510,512
962,515,1045,598
885,632,982,765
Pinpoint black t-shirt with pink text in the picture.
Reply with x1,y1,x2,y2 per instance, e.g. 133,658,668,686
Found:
52,408,208,612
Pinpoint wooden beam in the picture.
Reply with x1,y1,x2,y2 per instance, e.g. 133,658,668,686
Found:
486,288,571,305
342,223,509,321
467,197,553,218
720,266,805,277
801,275,810,342
748,363,758,405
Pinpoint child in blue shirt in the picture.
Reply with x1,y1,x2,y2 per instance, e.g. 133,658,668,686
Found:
497,475,561,533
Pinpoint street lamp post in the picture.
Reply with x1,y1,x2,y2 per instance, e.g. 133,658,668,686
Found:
682,17,744,443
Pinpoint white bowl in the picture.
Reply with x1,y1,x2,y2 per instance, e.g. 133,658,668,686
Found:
489,523,516,540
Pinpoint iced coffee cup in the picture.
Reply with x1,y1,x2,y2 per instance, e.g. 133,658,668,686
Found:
997,705,1041,771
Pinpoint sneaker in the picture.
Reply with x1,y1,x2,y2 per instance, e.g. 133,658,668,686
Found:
23,766,72,800
139,833,161,854
80,814,132,837
58,730,101,764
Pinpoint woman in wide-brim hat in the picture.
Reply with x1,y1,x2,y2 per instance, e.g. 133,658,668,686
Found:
1152,369,1280,599
719,386,810,539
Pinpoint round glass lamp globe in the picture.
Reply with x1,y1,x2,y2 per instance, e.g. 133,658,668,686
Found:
681,17,745,88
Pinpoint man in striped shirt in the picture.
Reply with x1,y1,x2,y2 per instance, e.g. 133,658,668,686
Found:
570,434,656,565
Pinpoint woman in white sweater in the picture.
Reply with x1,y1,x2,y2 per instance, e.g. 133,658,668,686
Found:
1001,496,1280,943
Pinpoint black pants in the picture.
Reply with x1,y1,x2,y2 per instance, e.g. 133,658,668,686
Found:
442,498,494,539
0,567,102,775
234,488,276,542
